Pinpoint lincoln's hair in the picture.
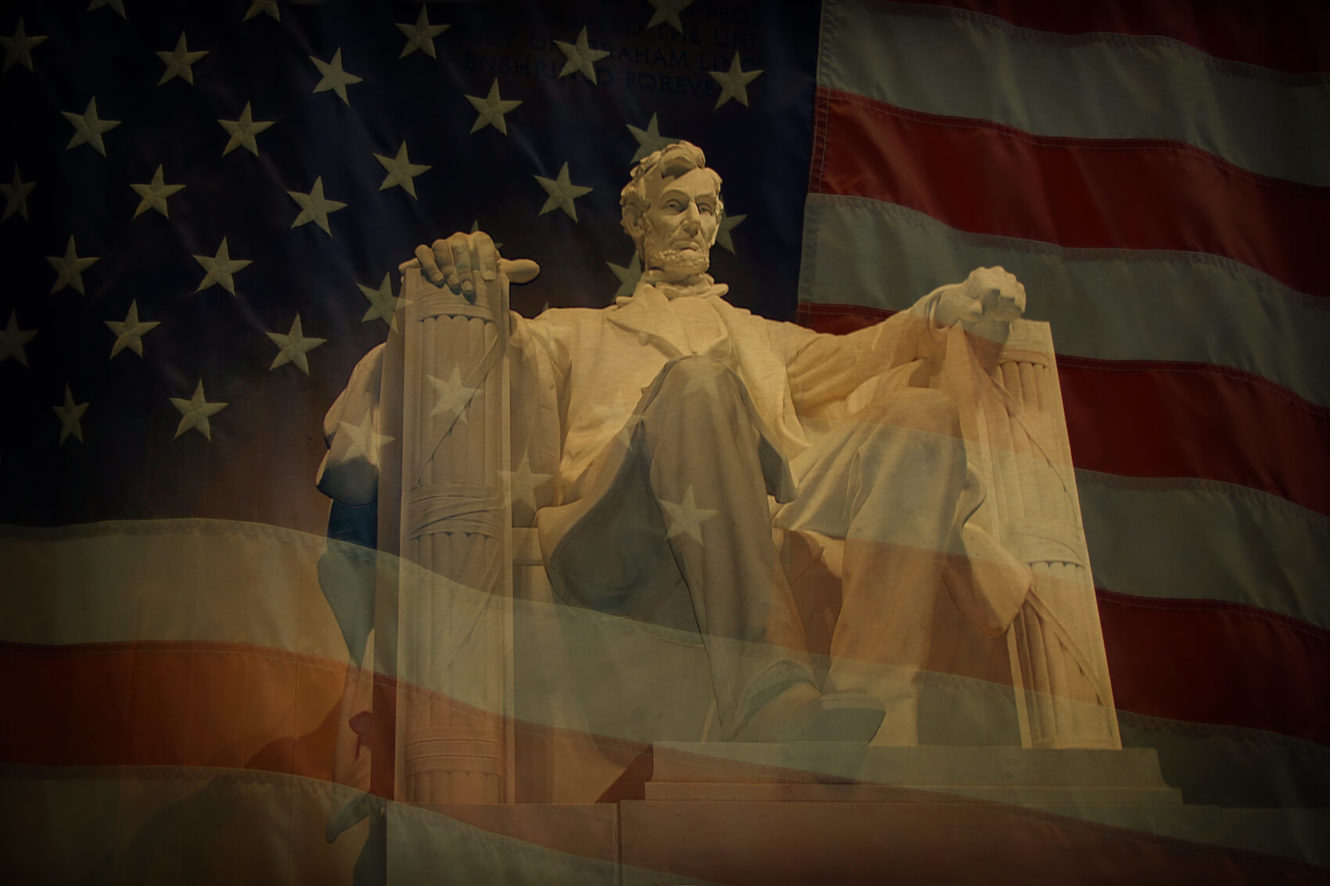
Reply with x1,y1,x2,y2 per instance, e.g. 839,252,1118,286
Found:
619,140,724,245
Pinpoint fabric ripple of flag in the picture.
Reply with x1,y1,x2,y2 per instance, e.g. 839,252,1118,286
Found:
0,0,1326,883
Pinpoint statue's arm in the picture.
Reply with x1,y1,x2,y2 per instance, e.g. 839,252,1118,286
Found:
788,266,1028,414
316,344,388,663
410,229,575,509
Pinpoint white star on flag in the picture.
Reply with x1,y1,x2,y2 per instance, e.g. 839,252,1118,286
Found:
374,141,431,198
338,412,393,463
555,27,610,84
715,212,747,254
397,6,449,59
358,273,400,329
534,163,593,221
287,176,347,235
310,48,363,104
466,79,522,135
170,380,227,441
243,0,279,22
427,367,479,423
2,164,35,221
627,113,679,162
500,454,554,510
647,0,695,33
709,52,763,109
659,485,718,544
87,0,127,20
193,236,251,294
62,97,120,156
106,300,160,358
1,17,48,73
218,102,274,157
0,310,36,366
53,385,89,445
156,32,208,85
266,313,326,374
607,254,642,297
130,164,186,218
46,236,98,294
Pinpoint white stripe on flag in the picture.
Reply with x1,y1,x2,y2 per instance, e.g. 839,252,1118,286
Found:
819,0,1330,186
0,767,367,884
799,195,1330,407
0,519,348,656
1078,472,1330,630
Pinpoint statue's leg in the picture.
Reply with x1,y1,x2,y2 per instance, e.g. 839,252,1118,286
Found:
635,356,874,739
777,387,967,744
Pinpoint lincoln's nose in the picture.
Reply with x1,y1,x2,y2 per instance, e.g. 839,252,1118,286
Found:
681,204,701,233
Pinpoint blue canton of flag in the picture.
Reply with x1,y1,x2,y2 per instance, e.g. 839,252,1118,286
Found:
0,0,818,532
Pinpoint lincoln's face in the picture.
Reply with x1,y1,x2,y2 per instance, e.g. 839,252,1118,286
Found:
640,168,721,283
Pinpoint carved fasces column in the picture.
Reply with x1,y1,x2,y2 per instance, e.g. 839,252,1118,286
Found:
391,265,514,803
988,320,1120,749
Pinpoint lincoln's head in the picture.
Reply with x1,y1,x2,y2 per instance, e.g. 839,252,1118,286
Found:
620,141,724,284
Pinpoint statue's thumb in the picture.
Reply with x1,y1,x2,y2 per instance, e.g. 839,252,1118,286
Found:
499,258,540,284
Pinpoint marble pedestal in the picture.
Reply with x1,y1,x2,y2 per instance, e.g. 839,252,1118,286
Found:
643,741,1181,808
609,743,1322,885
385,743,1323,883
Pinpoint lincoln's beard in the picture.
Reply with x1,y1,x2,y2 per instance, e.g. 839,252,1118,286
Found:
649,245,710,277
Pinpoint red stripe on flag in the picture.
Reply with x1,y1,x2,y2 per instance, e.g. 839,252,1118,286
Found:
810,88,1330,297
0,640,649,800
797,303,1330,516
1098,589,1330,746
798,302,893,334
621,789,1328,884
4,626,1328,780
0,641,345,779
1059,358,1330,516
893,0,1330,74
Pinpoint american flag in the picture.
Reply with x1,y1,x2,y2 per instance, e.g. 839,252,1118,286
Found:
2,0,1326,881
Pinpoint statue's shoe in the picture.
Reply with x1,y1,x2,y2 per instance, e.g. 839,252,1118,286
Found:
730,683,884,743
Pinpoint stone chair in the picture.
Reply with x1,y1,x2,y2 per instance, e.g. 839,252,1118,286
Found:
318,264,1122,806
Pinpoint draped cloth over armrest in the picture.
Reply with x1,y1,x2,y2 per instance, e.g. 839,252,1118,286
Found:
933,318,1120,749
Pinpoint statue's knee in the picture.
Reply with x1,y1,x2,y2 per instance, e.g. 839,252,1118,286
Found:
666,354,729,378
645,357,747,428
658,355,738,395
878,388,961,437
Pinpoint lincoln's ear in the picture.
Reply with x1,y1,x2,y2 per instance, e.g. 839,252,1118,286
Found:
622,206,645,239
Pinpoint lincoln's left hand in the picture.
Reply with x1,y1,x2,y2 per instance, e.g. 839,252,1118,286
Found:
934,266,1027,337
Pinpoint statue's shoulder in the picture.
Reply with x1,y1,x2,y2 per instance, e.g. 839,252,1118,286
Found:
331,341,386,400
514,305,613,358
533,305,608,320
526,303,616,332
715,299,818,344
